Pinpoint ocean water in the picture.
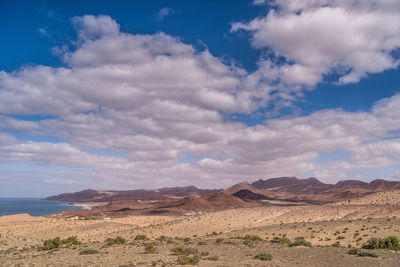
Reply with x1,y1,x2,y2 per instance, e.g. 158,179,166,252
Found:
0,198,87,217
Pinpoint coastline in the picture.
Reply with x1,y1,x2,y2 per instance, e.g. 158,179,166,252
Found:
0,198,98,217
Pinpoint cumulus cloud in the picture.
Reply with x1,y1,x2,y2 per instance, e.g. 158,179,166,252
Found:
232,0,400,85
72,14,120,40
0,15,399,190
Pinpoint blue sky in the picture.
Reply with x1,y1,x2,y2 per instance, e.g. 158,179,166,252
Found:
1,0,400,197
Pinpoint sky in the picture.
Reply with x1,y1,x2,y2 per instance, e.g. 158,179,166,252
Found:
1,0,400,197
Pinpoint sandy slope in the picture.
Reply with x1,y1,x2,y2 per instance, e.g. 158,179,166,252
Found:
333,190,400,205
1,201,400,266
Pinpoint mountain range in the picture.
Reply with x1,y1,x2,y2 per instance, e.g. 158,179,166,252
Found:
45,177,400,217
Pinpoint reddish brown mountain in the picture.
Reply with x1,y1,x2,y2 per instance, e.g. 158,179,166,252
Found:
222,181,265,195
47,177,400,218
251,177,300,188
334,180,368,188
232,189,271,201
60,193,254,217
252,177,331,193
153,193,253,213
45,186,220,203
249,177,400,202
367,179,400,191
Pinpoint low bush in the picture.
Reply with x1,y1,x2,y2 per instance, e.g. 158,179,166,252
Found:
79,249,99,255
42,237,61,250
361,236,400,251
243,240,254,247
177,255,200,265
103,236,126,247
216,238,224,244
134,235,147,241
171,246,198,256
270,236,292,245
243,235,263,241
254,253,273,261
204,256,218,261
42,236,81,250
144,243,156,254
61,236,81,246
348,248,378,258
289,237,311,247
156,236,166,242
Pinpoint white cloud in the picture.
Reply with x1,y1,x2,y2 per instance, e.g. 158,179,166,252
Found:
156,7,176,21
0,15,400,190
72,14,120,40
232,0,400,85
0,116,39,131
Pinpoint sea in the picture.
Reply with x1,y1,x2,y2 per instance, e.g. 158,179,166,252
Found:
0,198,88,217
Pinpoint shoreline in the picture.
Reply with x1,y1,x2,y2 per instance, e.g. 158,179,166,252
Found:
0,199,107,218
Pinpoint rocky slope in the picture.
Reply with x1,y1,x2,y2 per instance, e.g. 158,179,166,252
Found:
46,177,400,217
45,186,221,203
246,177,400,203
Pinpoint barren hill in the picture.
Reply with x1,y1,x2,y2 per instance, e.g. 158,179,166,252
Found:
232,189,271,201
45,186,220,203
154,193,253,213
46,177,400,217
333,190,400,205
222,181,265,195
60,193,255,217
249,177,400,202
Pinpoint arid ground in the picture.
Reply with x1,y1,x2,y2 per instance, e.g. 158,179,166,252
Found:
1,191,400,266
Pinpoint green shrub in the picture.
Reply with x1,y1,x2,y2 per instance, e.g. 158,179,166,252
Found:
270,236,292,245
331,241,341,247
204,256,218,261
362,236,400,251
42,237,61,250
61,236,81,246
254,253,273,261
171,246,198,256
289,237,311,247
177,255,200,265
243,235,263,241
156,236,166,242
144,243,156,254
104,236,126,247
79,249,99,255
42,236,81,250
348,248,378,258
216,238,224,244
134,235,147,241
243,240,254,247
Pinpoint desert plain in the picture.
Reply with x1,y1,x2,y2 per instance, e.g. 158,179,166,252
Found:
1,190,400,266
